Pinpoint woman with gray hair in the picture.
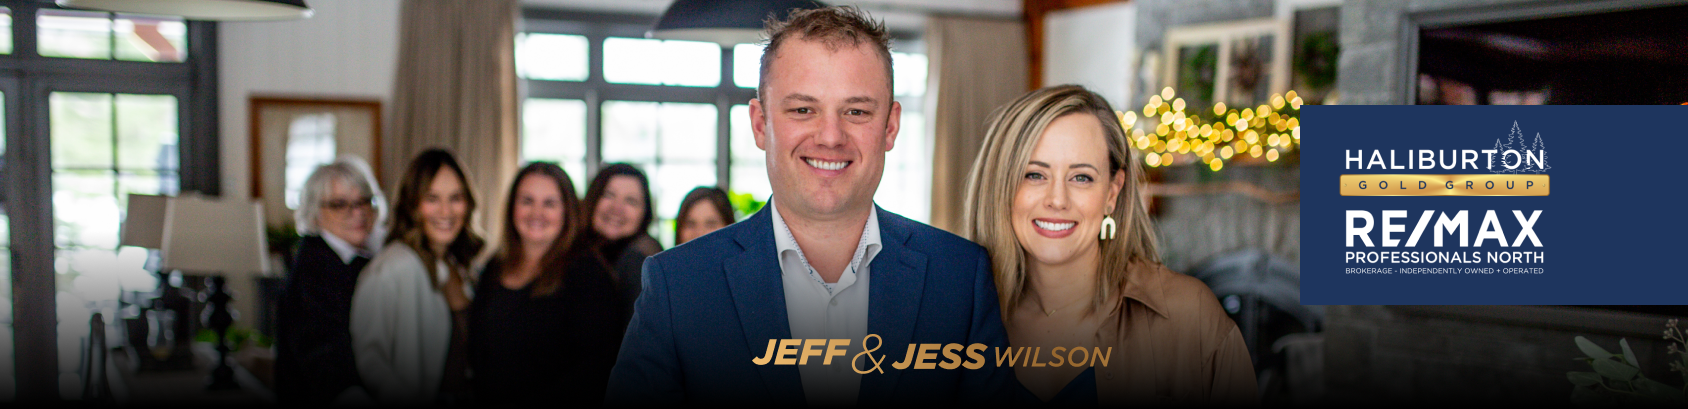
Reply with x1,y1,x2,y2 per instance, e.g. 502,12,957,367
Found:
276,155,387,404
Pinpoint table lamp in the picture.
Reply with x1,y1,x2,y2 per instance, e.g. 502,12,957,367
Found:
159,194,269,390
119,194,195,372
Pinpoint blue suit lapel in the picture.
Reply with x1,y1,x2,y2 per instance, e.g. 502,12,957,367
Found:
860,207,927,403
725,207,803,403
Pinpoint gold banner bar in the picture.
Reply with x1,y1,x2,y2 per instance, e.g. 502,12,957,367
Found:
1340,174,1549,196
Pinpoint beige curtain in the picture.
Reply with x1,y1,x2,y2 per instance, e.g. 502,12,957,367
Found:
386,0,521,257
926,16,1028,234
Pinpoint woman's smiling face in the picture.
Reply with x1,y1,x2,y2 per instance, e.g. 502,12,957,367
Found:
1011,113,1125,268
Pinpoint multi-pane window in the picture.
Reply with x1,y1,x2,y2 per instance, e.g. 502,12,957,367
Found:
517,13,931,247
49,92,177,397
0,2,209,401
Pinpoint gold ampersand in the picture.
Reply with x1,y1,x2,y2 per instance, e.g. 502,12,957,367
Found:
852,334,885,374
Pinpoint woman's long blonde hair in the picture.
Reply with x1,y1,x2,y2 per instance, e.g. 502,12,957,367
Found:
960,85,1160,319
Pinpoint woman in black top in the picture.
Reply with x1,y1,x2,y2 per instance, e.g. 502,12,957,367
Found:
582,163,661,316
276,156,387,404
470,162,625,405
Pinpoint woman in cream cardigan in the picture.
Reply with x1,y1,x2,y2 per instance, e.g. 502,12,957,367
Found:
961,85,1257,406
350,148,484,405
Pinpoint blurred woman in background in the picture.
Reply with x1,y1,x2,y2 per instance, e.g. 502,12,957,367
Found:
351,148,483,405
470,162,625,405
277,155,386,404
674,186,734,245
583,163,661,316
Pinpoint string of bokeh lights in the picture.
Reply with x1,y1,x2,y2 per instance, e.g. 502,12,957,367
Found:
1119,87,1303,172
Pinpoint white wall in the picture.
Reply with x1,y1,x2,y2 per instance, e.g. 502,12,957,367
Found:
216,0,400,326
1043,2,1137,109
219,0,402,200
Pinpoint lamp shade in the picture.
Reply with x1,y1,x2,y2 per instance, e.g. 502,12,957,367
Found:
120,193,169,250
56,0,312,21
160,194,269,277
649,0,827,47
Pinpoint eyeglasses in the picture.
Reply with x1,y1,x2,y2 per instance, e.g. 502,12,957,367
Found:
322,196,376,212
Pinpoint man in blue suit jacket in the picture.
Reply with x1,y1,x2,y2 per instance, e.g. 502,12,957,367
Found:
607,206,1019,405
607,6,1020,406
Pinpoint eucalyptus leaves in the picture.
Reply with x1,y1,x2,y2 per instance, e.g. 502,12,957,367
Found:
1567,319,1688,405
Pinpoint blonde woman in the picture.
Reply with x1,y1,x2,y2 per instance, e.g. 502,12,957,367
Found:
961,85,1257,406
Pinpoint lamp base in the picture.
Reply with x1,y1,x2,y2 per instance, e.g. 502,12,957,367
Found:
201,276,240,391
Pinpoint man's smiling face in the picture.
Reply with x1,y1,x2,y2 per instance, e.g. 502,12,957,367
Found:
750,36,900,220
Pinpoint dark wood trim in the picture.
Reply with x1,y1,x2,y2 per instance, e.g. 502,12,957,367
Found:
247,96,384,200
1023,0,1126,90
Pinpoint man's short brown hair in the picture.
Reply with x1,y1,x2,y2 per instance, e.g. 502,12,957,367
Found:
758,6,894,101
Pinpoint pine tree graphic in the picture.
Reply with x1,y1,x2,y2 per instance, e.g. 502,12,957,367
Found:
1530,132,1551,173
1490,139,1506,174
1501,121,1526,173
1518,136,1538,173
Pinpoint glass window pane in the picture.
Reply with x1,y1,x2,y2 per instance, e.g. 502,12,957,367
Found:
873,109,929,223
601,101,657,164
38,9,111,60
52,171,119,250
602,38,662,86
521,98,588,192
51,92,115,170
284,114,336,209
517,33,588,81
733,43,763,89
892,52,928,97
0,7,13,55
115,94,178,171
114,14,187,62
603,37,720,87
729,105,771,203
119,170,179,200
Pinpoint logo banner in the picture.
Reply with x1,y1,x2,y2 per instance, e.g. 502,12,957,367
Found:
1300,105,1686,305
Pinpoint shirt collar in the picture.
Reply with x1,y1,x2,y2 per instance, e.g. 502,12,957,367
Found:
319,230,371,265
769,201,883,290
1113,260,1172,319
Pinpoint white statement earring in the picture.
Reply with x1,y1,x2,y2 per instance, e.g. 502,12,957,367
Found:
1100,214,1117,240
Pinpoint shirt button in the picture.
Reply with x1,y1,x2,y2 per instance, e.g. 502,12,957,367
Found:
830,299,838,306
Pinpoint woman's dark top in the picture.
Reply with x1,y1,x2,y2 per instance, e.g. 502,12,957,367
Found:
275,235,368,405
469,252,627,406
604,234,661,319
1048,367,1098,406
439,308,472,404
